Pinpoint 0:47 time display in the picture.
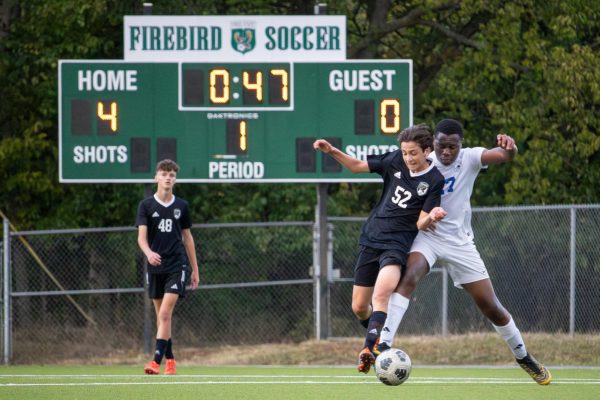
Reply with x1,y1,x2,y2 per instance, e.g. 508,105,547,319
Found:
180,63,292,110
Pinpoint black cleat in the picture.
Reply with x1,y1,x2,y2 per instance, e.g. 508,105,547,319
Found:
374,341,390,358
516,353,552,385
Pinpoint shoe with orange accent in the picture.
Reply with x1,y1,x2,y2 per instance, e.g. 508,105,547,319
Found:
144,360,160,375
165,359,176,375
357,347,375,374
372,337,382,358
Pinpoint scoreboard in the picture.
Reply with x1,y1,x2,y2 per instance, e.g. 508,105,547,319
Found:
58,60,412,182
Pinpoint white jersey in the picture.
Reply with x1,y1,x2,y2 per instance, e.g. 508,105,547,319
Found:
421,147,486,245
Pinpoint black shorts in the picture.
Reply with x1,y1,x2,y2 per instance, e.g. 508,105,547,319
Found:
146,267,191,299
353,245,407,287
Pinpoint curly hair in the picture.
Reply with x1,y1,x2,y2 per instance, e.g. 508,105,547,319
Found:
434,118,464,139
397,123,434,152
155,159,180,173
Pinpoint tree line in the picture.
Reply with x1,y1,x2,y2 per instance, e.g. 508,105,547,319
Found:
1,0,598,230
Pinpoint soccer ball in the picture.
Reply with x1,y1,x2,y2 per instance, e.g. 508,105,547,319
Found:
374,348,412,386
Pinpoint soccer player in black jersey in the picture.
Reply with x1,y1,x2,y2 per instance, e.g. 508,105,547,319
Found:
314,124,446,373
136,159,199,375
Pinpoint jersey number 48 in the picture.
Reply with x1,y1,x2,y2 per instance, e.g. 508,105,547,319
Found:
158,218,173,232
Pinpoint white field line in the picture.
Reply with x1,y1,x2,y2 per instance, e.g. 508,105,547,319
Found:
1,374,600,381
0,375,599,387
2,381,600,387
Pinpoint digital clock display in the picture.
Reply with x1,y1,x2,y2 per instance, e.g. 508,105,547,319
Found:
181,63,291,109
59,60,412,182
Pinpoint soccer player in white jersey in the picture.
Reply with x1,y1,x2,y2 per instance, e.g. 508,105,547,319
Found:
376,119,551,385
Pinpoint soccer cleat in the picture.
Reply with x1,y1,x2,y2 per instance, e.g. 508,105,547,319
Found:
357,347,376,374
516,353,552,385
374,341,390,358
164,359,177,375
144,360,160,375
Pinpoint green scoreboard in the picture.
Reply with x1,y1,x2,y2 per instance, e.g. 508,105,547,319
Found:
58,60,412,182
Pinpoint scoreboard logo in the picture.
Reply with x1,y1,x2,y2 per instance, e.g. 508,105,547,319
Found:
231,21,256,54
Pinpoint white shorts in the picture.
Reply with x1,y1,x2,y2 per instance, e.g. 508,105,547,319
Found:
409,233,489,288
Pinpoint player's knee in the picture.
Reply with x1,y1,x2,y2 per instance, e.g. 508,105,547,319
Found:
481,303,509,324
352,301,370,319
157,310,172,324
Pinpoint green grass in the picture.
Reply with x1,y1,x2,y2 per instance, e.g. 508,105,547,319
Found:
1,365,599,400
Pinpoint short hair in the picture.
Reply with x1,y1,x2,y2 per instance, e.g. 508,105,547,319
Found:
155,159,180,173
434,118,464,139
397,123,434,152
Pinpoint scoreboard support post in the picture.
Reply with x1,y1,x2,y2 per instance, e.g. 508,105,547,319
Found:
315,3,329,342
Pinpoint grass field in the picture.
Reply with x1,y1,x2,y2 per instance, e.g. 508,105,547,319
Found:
1,365,599,400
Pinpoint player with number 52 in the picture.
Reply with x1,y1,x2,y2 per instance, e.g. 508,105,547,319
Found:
313,124,446,374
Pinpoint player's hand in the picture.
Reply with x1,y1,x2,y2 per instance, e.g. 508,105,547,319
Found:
191,269,199,289
146,251,161,266
313,139,333,153
429,207,447,222
496,134,516,151
426,220,438,232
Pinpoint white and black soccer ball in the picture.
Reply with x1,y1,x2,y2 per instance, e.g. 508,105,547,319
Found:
374,348,412,386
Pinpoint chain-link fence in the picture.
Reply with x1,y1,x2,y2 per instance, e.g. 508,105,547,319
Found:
2,205,600,363
2,221,315,363
328,205,600,338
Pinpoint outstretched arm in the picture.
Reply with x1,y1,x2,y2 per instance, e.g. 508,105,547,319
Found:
313,139,369,173
481,133,518,165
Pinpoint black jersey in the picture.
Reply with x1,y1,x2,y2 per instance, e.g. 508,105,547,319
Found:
359,150,444,250
136,194,192,274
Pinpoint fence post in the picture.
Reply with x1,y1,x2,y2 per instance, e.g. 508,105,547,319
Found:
314,183,329,340
442,268,448,337
326,223,334,337
142,185,153,353
3,217,11,364
569,207,576,336
312,221,321,340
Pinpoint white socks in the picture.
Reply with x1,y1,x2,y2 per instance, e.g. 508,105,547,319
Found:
493,317,527,359
380,296,528,360
379,293,410,346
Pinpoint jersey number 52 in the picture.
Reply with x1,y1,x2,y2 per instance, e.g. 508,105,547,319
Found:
391,185,412,208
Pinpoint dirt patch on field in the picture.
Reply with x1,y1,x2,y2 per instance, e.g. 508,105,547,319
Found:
83,333,600,366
